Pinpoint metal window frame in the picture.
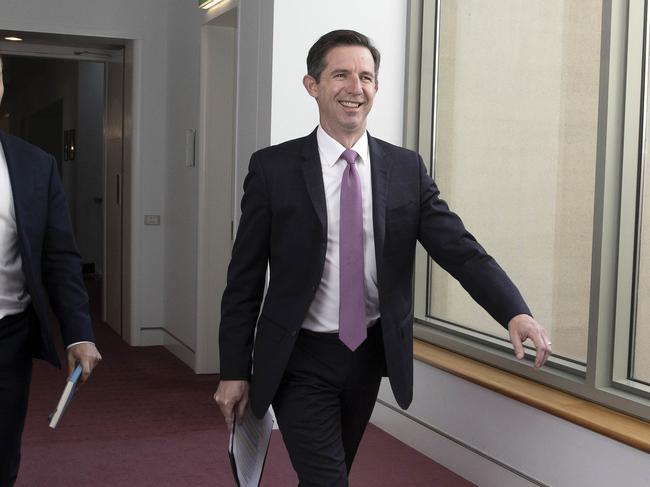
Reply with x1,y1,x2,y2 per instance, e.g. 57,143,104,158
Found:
407,0,650,421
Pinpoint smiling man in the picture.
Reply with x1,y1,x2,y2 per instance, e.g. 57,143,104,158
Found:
214,30,551,486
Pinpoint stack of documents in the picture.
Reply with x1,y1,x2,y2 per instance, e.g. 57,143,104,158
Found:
228,405,274,487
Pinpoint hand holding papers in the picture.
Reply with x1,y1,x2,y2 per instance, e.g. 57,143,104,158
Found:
228,405,274,487
48,363,82,428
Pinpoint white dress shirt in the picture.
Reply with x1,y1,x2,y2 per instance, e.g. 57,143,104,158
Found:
0,141,31,320
301,127,380,333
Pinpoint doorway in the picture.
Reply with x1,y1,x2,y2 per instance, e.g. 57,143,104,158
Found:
0,37,128,339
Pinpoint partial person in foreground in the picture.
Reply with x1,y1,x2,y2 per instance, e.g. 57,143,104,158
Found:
0,55,102,487
214,30,552,486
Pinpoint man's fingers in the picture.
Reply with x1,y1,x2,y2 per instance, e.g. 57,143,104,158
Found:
67,356,77,376
214,392,236,431
67,344,102,384
80,360,92,382
532,334,552,369
509,330,525,360
236,396,248,424
213,380,249,432
508,315,553,368
223,406,235,429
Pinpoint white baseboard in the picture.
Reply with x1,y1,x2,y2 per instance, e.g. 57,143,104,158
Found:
370,400,538,487
140,327,195,370
140,327,165,346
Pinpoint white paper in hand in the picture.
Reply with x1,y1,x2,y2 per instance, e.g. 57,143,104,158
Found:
228,404,274,487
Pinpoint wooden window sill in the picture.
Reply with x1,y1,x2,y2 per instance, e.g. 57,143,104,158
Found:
413,339,650,453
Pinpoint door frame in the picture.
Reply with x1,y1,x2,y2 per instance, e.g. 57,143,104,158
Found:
195,7,238,373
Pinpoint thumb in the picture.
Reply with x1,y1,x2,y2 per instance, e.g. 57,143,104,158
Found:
67,356,77,376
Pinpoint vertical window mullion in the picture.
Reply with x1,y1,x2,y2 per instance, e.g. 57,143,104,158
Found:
612,0,647,385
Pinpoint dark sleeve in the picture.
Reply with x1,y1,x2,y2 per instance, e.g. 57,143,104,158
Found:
416,156,531,327
41,155,94,346
219,153,271,380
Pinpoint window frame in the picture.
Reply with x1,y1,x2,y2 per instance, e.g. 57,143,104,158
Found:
406,0,650,421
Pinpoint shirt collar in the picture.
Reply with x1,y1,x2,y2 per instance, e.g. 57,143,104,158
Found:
0,140,6,167
316,126,369,168
0,140,7,177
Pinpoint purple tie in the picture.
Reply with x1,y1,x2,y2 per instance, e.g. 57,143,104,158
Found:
339,149,367,351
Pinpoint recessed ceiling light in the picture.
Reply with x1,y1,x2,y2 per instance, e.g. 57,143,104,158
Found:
199,0,224,9
4,36,23,42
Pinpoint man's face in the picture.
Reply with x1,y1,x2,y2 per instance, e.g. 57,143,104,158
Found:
303,45,378,142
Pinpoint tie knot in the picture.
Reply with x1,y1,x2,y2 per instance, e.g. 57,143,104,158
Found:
341,149,359,165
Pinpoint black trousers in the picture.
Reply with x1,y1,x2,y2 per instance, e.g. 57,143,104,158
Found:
0,308,35,487
272,323,385,487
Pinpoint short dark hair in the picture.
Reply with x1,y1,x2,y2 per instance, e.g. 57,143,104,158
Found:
307,29,380,82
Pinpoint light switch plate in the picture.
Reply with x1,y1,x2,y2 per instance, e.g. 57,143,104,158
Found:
144,215,161,226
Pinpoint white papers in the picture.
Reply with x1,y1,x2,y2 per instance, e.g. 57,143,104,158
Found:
48,363,83,428
228,405,274,487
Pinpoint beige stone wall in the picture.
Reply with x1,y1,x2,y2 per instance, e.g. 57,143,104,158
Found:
428,0,602,363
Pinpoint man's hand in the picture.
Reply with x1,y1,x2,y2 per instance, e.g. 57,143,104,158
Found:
507,314,552,369
214,380,249,432
67,342,102,383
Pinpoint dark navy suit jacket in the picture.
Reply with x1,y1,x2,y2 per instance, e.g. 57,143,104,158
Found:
219,129,530,417
1,130,93,367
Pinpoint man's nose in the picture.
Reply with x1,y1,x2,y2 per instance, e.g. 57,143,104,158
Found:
346,75,363,93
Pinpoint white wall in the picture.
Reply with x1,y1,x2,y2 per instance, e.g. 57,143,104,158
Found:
232,0,274,223
162,0,203,361
270,0,407,146
372,362,650,487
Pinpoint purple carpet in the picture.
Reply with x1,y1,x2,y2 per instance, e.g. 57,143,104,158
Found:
16,281,474,486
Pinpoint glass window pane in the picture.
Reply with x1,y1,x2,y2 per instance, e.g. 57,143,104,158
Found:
427,0,602,364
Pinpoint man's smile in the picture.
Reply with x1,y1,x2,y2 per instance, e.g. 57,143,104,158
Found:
339,100,364,108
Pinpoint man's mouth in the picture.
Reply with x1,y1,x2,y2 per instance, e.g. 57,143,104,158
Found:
339,100,363,108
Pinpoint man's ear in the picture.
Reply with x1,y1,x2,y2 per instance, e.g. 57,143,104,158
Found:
303,74,318,98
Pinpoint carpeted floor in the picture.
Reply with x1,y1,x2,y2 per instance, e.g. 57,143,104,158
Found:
16,280,474,486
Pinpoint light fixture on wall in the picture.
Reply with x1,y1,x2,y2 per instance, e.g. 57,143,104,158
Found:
198,0,225,9
64,129,76,161
4,36,23,42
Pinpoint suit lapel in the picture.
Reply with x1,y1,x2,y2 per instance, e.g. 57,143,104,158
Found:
301,129,327,238
369,133,391,274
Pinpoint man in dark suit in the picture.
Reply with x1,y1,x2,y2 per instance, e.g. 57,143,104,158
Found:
0,55,102,487
214,30,552,486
